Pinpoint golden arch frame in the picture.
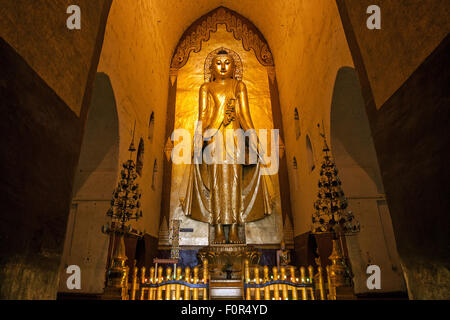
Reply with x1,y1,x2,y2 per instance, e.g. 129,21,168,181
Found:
162,6,293,229
171,6,274,69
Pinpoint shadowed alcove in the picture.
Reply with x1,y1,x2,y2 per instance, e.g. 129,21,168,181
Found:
59,72,119,294
330,66,405,294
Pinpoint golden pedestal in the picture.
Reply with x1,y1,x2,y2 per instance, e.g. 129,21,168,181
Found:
327,239,355,300
106,233,128,288
197,244,261,280
102,232,129,300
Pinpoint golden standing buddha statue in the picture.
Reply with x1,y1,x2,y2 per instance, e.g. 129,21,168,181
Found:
182,49,273,244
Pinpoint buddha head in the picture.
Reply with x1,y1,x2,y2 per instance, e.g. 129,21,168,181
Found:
210,50,235,81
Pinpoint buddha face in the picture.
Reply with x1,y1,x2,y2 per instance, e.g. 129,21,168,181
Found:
211,54,235,80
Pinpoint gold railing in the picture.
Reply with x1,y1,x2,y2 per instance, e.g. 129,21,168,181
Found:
125,259,209,300
120,259,337,300
243,260,334,300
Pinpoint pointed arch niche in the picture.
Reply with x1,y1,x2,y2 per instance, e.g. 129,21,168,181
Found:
136,138,144,176
330,67,405,294
59,72,119,294
294,108,301,139
306,134,315,172
292,156,299,190
160,7,293,246
148,111,155,142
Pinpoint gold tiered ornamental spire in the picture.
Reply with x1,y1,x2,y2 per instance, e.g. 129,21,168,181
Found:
312,123,360,234
102,122,144,297
106,122,143,231
311,123,360,298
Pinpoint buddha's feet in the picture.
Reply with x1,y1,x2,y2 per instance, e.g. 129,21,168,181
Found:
212,224,226,244
228,224,243,244
228,231,243,244
213,233,226,244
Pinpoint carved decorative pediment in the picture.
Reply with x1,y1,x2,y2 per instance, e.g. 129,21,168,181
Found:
171,7,274,69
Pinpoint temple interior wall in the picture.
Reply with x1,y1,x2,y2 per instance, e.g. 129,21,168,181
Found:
0,0,448,299
339,0,450,299
0,0,111,300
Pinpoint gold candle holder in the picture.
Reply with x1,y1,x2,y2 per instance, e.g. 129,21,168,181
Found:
263,266,270,300
202,260,208,300
326,265,336,300
254,266,261,300
300,267,307,300
308,266,315,300
139,267,146,300
165,267,172,300
121,266,129,300
289,266,296,282
176,267,182,300
131,265,138,300
272,267,280,300
193,266,199,300
149,266,155,300
184,267,191,300
280,267,288,300
290,266,298,300
316,266,325,300
245,260,251,300
156,266,163,300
